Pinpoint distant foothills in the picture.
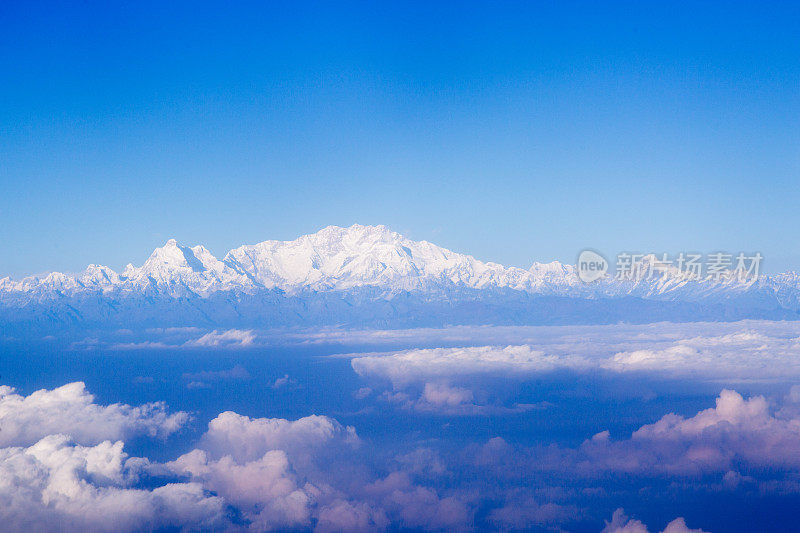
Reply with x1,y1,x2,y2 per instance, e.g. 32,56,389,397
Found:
2,225,799,334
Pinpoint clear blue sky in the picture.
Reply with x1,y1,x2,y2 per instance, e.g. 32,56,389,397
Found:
1,1,798,276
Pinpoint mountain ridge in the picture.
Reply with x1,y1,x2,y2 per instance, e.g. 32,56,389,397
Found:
1,224,796,299
1,224,799,332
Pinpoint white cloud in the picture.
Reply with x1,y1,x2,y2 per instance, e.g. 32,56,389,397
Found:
107,341,171,350
604,329,800,378
395,448,446,476
0,382,188,447
464,388,800,484
662,518,709,533
363,472,471,531
198,411,359,464
283,320,800,349
169,448,313,530
403,382,548,415
165,410,474,531
105,320,800,365
315,500,388,533
271,374,296,389
112,328,256,350
0,383,370,532
420,382,474,408
601,509,651,533
0,435,226,532
602,509,708,533
351,345,586,387
487,494,578,530
184,329,256,347
0,379,481,532
380,384,542,415
7,368,784,531
386,384,466,414
349,320,800,386
167,411,362,530
574,389,800,475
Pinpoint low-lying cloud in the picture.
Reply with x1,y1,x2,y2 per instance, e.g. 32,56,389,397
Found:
0,435,227,532
573,388,800,476
0,382,188,446
0,381,475,532
351,322,800,391
602,509,708,533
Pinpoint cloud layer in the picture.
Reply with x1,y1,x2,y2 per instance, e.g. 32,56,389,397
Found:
572,388,800,476
1,381,797,531
351,327,800,384
7,317,800,532
0,380,474,532
346,321,800,414
0,435,227,532
0,382,188,446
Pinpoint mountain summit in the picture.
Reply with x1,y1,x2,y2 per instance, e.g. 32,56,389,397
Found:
224,224,539,292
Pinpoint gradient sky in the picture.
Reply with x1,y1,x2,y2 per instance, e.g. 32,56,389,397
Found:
1,1,798,276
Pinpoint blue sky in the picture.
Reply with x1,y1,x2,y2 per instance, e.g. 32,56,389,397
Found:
1,1,798,276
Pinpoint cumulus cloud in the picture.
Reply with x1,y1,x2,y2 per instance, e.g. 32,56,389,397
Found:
469,388,800,489
604,329,800,378
662,518,710,533
602,509,649,533
395,448,447,476
0,377,482,532
351,345,587,387
602,509,708,533
271,374,296,389
169,448,314,530
0,384,382,533
1,378,762,532
0,435,226,532
362,472,471,531
167,411,363,530
353,345,584,413
315,500,388,533
165,410,477,531
380,382,545,415
575,389,800,475
349,320,800,389
487,494,578,530
0,382,188,447
184,329,256,347
198,411,359,463
420,382,473,408
112,328,256,350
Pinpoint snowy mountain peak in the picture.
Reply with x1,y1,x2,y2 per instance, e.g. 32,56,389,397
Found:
315,223,395,240
142,239,203,271
113,239,251,296
223,224,539,292
80,264,120,288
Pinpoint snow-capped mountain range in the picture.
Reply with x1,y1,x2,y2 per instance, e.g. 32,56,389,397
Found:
2,224,799,332
1,225,567,296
